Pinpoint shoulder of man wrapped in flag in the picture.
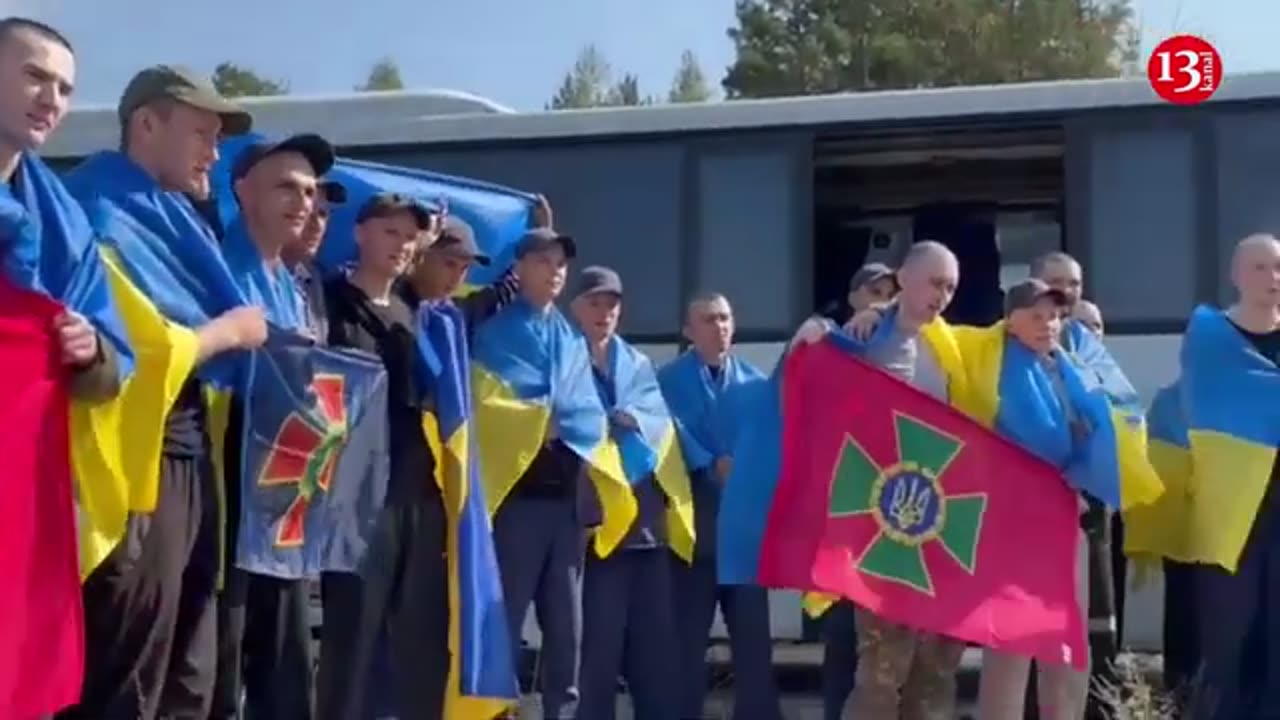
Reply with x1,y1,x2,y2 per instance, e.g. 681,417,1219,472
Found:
1177,304,1280,571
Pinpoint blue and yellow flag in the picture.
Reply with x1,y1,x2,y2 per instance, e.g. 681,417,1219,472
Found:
222,222,309,330
597,336,695,561
1,153,133,379
948,322,1162,510
236,330,390,578
657,350,767,473
1181,305,1280,571
416,302,518,718
1124,382,1193,561
59,152,232,574
211,134,536,287
471,300,635,555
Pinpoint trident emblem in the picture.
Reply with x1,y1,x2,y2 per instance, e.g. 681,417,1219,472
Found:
888,475,931,531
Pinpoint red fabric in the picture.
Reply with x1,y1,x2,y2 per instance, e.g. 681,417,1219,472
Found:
0,277,83,717
759,341,1086,668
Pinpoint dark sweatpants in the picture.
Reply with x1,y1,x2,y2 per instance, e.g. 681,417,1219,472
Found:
492,496,586,719
1163,560,1200,709
1188,502,1280,719
820,600,859,720
578,548,679,720
211,406,315,720
673,556,782,720
315,493,450,720
211,568,314,720
59,453,219,720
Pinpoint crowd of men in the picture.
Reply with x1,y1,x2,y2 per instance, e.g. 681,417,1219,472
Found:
6,11,1280,720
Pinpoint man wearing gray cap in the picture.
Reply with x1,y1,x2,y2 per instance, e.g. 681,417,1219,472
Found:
58,64,265,720
569,266,683,720
400,214,520,331
976,277,1093,720
472,226,597,719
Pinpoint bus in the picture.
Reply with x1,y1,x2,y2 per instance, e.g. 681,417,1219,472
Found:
45,73,1280,654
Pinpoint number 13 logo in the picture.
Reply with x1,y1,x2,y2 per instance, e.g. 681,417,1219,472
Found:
1148,35,1223,105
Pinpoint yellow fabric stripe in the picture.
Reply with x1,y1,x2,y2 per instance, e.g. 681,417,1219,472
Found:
205,388,233,589
1124,439,1193,561
471,365,552,515
72,250,198,577
1187,429,1276,571
586,441,636,557
802,592,837,619
652,421,696,563
1112,408,1163,510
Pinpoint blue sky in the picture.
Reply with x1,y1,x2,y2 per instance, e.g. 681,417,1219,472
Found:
13,0,1277,111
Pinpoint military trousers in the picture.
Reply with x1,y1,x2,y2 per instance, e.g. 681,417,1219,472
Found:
843,608,966,720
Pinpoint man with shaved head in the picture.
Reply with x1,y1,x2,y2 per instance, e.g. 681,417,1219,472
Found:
659,292,782,720
1183,233,1280,718
795,241,968,719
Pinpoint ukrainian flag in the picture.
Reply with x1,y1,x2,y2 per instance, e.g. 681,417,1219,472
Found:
212,134,536,289
1123,382,1194,561
597,335,695,561
65,151,245,574
417,302,518,718
948,322,1162,510
471,301,636,556
1180,305,1280,571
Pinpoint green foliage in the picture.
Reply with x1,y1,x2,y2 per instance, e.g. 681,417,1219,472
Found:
722,0,1139,98
357,58,405,92
210,62,288,98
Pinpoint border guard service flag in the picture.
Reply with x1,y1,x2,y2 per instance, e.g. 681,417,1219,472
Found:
761,339,1087,668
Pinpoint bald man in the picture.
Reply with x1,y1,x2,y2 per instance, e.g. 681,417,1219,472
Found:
1184,234,1280,719
1072,300,1103,338
794,242,968,720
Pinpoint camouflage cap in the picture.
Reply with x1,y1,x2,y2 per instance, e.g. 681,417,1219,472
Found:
117,64,253,136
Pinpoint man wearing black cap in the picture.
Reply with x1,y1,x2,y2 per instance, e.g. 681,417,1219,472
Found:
58,65,266,720
285,177,345,342
210,133,338,720
315,191,448,720
569,266,682,720
479,225,594,719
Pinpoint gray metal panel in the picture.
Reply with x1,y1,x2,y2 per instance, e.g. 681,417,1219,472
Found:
372,144,686,336
696,149,799,331
1214,111,1280,304
1086,127,1197,323
46,72,1280,160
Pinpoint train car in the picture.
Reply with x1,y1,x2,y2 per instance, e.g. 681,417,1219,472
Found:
44,73,1280,653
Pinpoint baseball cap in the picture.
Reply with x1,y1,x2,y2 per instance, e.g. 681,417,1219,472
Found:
355,193,437,230
849,262,896,292
515,227,577,260
574,265,623,298
1004,278,1069,316
231,134,335,182
431,216,491,266
118,64,253,136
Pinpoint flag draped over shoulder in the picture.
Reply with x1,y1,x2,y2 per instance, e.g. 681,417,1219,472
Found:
716,312,966,586
416,302,518,718
470,301,635,555
211,135,536,286
222,222,308,329
236,331,389,578
657,350,766,474
950,322,1162,510
764,337,1086,668
0,279,83,718
600,336,695,561
1124,382,1193,561
0,153,133,378
1180,305,1280,571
